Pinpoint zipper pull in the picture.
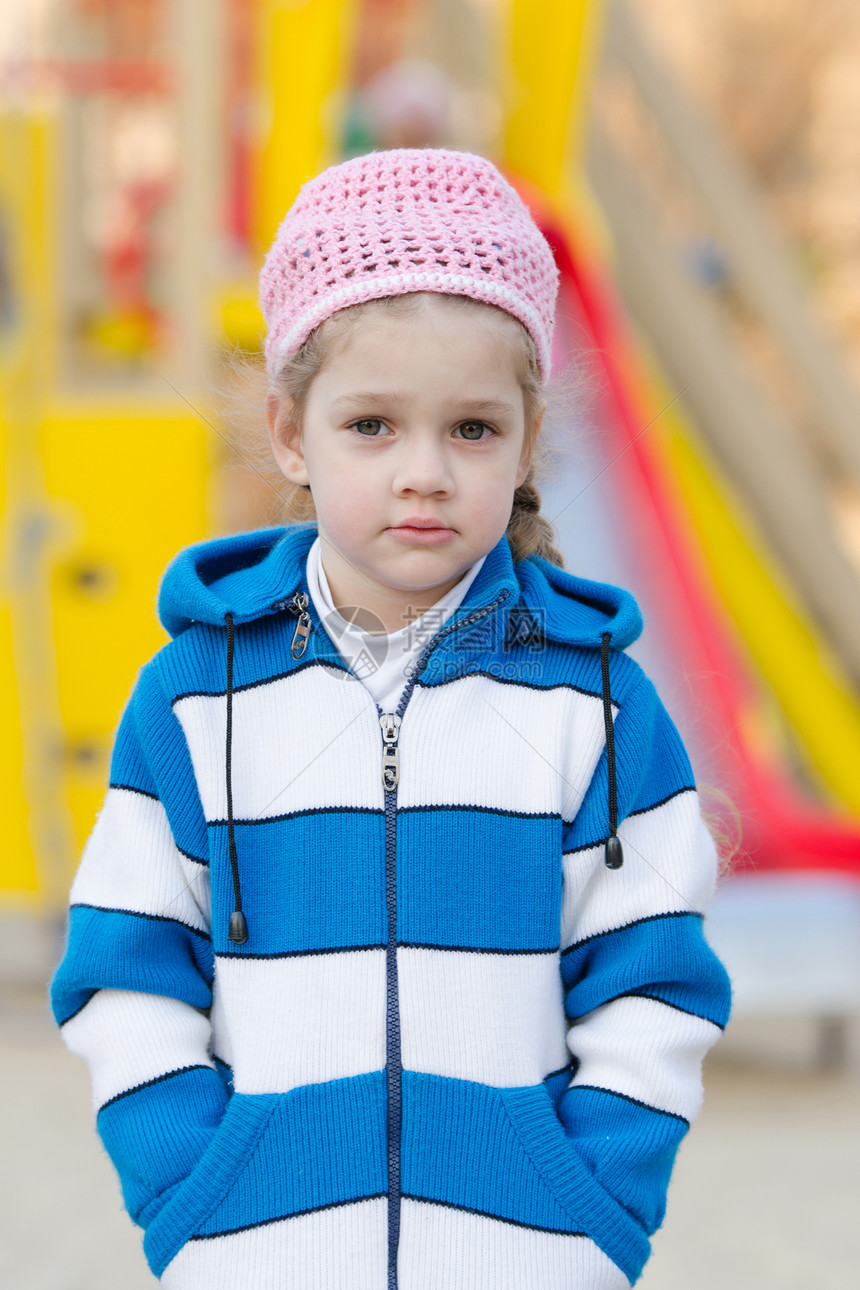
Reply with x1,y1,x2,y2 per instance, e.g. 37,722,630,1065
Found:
286,591,311,659
380,713,401,791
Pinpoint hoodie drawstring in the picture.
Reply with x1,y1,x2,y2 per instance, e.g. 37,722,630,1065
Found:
600,632,624,870
225,613,249,943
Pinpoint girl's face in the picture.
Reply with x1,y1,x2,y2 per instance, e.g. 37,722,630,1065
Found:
269,297,539,633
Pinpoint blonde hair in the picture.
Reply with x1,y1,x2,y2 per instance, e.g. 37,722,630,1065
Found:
266,292,566,567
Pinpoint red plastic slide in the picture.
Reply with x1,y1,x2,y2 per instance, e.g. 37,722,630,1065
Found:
528,191,860,877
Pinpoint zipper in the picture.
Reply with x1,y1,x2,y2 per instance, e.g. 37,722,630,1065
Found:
378,587,510,1290
380,713,401,791
381,711,401,1290
272,590,313,659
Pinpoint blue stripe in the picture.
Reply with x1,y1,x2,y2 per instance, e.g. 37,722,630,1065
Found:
109,704,158,796
206,812,386,955
397,810,562,951
207,809,565,956
123,663,209,861
98,1065,229,1228
50,905,214,1026
558,1085,688,1234
400,1072,585,1235
400,1071,650,1280
143,1074,387,1275
561,913,732,1029
627,785,696,819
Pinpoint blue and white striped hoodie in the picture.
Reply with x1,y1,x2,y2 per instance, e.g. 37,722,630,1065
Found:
51,522,731,1290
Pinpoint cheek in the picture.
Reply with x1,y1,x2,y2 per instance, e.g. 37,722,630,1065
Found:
311,479,370,543
466,483,520,537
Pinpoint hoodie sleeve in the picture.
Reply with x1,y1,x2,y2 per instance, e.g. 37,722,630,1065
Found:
50,659,229,1230
558,666,731,1238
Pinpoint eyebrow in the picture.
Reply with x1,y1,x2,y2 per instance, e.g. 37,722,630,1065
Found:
330,393,519,416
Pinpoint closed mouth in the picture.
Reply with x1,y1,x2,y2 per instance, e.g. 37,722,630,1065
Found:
390,519,452,531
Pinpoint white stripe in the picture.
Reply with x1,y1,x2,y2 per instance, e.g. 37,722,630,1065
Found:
175,669,606,824
398,948,568,1086
398,1198,630,1290
69,788,210,933
400,676,604,817
174,669,382,822
562,791,717,947
567,995,723,1121
214,951,386,1094
62,990,214,1112
161,1197,386,1290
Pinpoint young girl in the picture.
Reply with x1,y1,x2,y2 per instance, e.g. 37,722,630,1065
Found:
51,148,731,1290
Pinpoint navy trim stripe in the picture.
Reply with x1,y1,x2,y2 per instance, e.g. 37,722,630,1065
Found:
614,987,728,1030
627,784,696,819
561,909,700,956
69,903,211,942
402,1193,587,1237
209,802,558,829
216,942,560,959
400,802,557,822
188,1192,387,1242
415,669,618,707
544,1061,574,1082
563,787,698,853
98,1063,214,1113
207,804,382,828
399,941,559,956
101,787,207,865
108,781,159,801
216,942,385,960
57,987,100,1028
170,656,351,706
177,844,208,867
563,837,606,857
567,1083,690,1126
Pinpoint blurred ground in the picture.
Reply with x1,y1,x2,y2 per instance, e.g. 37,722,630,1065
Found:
3,984,859,1290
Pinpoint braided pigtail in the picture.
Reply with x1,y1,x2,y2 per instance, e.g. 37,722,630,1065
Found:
507,467,565,567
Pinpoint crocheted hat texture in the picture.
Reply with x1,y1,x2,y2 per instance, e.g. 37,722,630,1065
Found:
259,148,559,379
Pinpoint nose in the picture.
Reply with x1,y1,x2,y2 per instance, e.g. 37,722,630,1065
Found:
391,435,453,496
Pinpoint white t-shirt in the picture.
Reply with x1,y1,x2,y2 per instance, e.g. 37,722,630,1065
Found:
305,537,487,713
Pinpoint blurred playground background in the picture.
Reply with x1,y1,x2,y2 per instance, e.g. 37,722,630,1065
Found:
2,1,859,1286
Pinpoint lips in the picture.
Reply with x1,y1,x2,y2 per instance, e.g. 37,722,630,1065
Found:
391,517,449,530
387,518,456,545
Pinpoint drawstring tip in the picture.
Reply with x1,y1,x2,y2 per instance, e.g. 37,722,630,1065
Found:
604,835,624,869
228,910,248,944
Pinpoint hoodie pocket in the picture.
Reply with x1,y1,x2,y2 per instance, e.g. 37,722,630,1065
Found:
499,1084,650,1281
143,1092,280,1279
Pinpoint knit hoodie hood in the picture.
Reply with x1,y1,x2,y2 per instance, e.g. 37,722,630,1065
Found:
158,523,643,652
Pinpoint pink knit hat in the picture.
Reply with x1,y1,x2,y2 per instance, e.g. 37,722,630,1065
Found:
259,148,559,380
